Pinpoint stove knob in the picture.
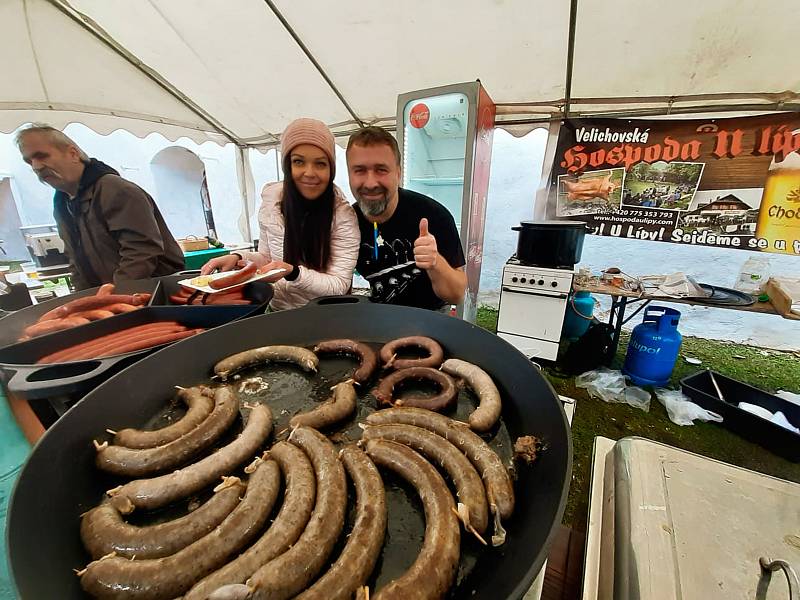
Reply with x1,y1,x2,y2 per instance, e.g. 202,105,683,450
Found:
511,276,518,283
551,281,558,288
537,279,544,286
520,277,527,284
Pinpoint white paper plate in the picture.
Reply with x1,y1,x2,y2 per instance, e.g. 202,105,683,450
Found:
178,268,286,294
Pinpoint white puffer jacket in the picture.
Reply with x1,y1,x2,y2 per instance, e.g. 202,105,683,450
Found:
241,181,359,311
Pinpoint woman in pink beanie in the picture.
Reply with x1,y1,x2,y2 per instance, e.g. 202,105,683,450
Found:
202,118,359,310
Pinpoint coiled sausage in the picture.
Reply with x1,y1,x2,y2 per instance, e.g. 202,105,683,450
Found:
295,445,387,600
365,439,460,600
108,403,273,511
185,441,316,600
379,336,444,370
96,386,239,477
80,458,280,599
289,380,357,430
372,367,457,411
246,427,347,600
214,346,319,381
112,386,215,449
80,479,244,560
440,358,502,432
313,339,378,384
365,407,514,520
361,423,487,535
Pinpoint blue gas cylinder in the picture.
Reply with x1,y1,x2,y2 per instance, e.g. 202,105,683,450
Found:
622,306,682,387
562,291,594,340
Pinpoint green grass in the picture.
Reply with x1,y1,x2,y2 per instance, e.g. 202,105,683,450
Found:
475,305,800,530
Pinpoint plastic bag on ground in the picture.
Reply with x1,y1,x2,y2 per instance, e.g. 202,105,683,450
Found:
655,388,723,426
576,368,651,411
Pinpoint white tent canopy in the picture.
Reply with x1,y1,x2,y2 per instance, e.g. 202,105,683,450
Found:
3,0,799,147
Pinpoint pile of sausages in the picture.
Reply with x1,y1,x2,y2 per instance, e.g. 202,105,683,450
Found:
168,285,255,306
19,284,149,340
35,322,206,364
76,337,518,600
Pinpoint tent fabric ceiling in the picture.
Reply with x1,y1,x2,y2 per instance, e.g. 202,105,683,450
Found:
2,0,798,147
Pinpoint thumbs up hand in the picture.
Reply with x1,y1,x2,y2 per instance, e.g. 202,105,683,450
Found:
414,218,438,270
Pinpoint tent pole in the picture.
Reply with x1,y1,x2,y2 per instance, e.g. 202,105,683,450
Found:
563,0,579,118
47,0,241,145
262,0,364,127
235,145,254,245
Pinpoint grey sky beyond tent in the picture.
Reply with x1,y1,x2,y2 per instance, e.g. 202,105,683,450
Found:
2,0,799,147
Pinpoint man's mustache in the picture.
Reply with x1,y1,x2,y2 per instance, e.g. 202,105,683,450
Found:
357,185,388,196
35,168,58,180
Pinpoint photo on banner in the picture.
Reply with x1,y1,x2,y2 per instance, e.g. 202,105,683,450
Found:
546,114,800,255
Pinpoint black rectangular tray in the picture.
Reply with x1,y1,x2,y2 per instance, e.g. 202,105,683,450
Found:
0,305,256,401
680,370,800,462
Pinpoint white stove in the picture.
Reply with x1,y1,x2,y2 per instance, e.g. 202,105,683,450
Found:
496,257,575,361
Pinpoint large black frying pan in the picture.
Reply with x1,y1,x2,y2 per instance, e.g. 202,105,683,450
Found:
7,296,572,599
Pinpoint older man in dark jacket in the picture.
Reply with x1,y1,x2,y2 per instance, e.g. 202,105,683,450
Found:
16,124,184,290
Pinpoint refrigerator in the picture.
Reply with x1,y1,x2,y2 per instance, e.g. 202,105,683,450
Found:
396,81,496,323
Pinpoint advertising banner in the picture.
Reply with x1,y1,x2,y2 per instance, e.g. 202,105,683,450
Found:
546,114,800,255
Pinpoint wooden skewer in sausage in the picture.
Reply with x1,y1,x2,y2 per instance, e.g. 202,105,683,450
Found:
289,380,357,430
379,336,444,370
112,386,216,449
365,407,515,521
80,479,245,560
361,423,488,535
313,339,379,384
96,386,239,477
80,458,280,600
185,442,317,600
440,358,502,432
107,403,273,511
365,439,460,600
295,445,387,600
246,427,347,600
372,367,457,411
214,345,319,381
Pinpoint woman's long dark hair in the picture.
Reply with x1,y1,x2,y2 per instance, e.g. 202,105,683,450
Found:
280,152,335,271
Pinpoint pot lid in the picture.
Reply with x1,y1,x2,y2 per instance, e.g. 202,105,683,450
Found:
518,220,588,228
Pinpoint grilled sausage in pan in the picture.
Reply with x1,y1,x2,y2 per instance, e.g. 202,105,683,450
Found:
440,358,502,432
373,367,457,411
365,407,514,520
214,345,319,381
289,380,357,430
365,439,460,600
112,386,216,449
362,423,488,535
96,386,239,477
80,479,244,560
313,339,379,384
246,427,347,600
185,442,316,600
80,458,280,599
379,336,444,370
108,403,273,511
295,444,387,600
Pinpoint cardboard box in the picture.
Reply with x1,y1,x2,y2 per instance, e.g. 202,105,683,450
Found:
765,276,800,317
178,236,209,252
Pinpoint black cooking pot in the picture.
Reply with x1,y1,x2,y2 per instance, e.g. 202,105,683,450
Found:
7,296,572,600
512,220,591,268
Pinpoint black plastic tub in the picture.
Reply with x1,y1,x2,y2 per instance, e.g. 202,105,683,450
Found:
680,370,800,462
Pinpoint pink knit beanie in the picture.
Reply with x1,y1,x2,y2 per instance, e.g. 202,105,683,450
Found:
280,118,336,177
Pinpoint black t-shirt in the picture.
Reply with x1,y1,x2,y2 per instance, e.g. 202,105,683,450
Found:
355,188,465,310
